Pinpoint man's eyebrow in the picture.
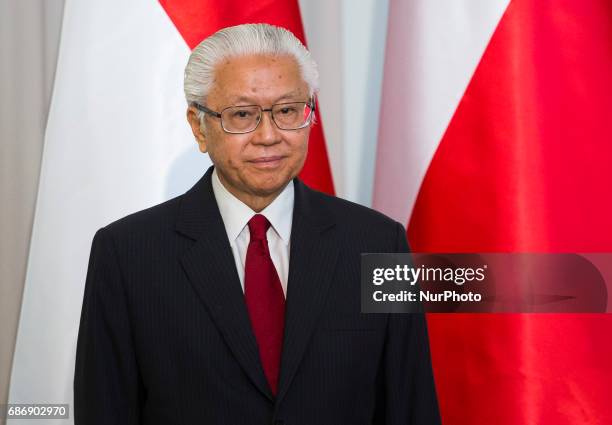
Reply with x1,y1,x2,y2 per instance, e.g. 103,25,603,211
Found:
273,91,305,102
229,96,257,104
227,91,307,105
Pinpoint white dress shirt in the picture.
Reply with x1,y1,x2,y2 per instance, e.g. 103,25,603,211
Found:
211,168,294,296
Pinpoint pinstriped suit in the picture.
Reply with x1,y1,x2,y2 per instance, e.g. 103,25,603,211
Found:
74,166,440,425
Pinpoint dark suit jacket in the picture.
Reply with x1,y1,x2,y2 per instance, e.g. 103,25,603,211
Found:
74,166,440,425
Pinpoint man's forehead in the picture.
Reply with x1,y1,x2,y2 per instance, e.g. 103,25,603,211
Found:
209,56,310,105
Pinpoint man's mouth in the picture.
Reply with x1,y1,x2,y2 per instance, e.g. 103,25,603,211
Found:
249,156,285,168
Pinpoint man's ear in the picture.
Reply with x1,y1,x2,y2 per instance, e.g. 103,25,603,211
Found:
186,107,208,153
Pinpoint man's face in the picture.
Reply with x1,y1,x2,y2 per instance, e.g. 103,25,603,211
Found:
187,54,311,208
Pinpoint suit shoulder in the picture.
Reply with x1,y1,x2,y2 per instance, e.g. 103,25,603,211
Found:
307,187,401,230
100,196,182,238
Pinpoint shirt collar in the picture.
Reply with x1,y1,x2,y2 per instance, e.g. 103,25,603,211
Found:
211,167,294,244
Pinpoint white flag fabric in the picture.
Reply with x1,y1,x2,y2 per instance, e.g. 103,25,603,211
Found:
373,0,509,223
9,0,207,420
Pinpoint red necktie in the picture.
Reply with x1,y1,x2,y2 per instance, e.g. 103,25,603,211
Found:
244,214,286,395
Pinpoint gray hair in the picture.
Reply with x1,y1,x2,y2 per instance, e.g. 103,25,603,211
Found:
184,23,319,121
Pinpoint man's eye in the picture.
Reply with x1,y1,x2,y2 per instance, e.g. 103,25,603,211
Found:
233,110,253,118
279,107,297,115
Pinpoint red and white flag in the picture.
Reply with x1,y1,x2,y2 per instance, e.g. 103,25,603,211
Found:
9,0,333,418
375,0,612,423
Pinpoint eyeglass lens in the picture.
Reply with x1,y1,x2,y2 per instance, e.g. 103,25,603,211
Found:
220,102,313,133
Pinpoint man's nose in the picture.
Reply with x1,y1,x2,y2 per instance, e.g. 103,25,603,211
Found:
252,110,280,144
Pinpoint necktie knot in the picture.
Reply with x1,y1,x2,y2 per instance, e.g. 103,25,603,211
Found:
248,214,271,241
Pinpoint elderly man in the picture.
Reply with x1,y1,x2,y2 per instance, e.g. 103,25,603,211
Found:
74,23,440,425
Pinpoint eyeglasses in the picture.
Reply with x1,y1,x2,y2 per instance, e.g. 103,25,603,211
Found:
192,98,316,134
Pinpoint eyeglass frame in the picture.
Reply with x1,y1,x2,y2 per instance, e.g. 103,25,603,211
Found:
191,97,316,134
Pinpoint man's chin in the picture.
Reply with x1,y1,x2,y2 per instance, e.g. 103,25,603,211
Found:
249,181,290,198
245,169,294,191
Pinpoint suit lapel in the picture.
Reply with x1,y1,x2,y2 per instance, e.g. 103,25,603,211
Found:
275,179,338,405
176,168,339,403
176,167,273,401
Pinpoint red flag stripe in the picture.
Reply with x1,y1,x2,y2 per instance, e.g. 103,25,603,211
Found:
409,0,612,423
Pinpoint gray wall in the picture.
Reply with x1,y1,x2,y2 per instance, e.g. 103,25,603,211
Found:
0,0,65,420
